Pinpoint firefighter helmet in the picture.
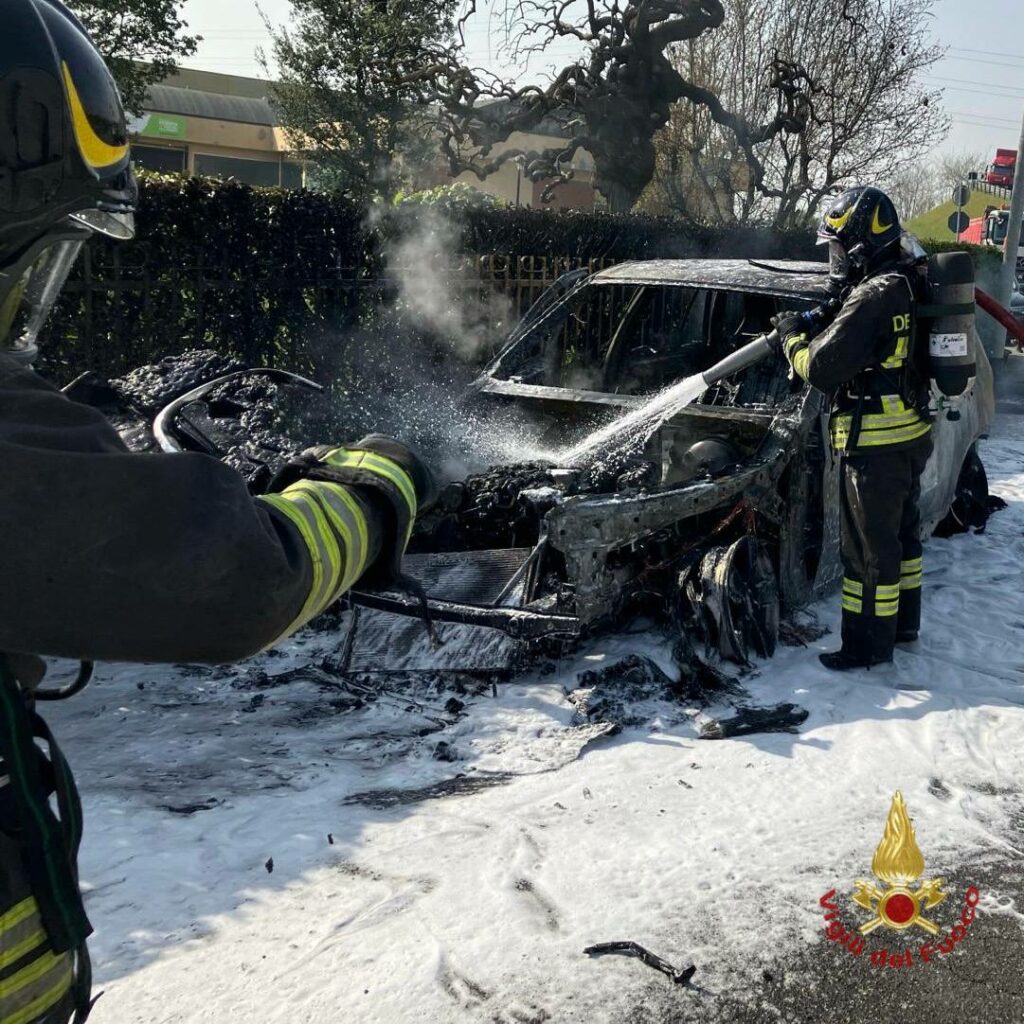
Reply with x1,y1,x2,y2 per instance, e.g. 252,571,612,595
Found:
817,186,901,287
0,0,137,361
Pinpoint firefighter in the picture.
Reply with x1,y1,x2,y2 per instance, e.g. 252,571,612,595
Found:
0,3,433,1021
772,186,932,672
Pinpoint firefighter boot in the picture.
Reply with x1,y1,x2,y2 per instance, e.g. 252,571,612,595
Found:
819,649,894,672
819,576,898,671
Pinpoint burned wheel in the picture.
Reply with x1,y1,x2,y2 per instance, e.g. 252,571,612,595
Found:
687,536,780,665
934,444,1003,536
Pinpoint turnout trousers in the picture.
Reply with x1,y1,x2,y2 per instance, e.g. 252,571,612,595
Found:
838,436,933,663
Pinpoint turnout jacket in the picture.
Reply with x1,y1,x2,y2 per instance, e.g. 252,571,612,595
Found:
0,353,422,1024
0,352,400,664
785,269,931,453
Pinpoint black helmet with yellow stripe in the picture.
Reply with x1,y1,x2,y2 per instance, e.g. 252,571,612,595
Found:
817,186,901,288
0,0,136,362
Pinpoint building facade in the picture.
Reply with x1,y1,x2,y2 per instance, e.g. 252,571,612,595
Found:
128,68,598,209
129,68,303,188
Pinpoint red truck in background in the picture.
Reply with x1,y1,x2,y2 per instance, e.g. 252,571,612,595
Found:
961,206,1024,348
985,148,1016,187
961,207,1023,265
960,212,990,245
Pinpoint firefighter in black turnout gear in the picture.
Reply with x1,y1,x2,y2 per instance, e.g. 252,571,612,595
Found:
0,4,434,1022
773,187,932,672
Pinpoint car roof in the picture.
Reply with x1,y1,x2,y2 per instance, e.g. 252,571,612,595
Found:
590,258,834,299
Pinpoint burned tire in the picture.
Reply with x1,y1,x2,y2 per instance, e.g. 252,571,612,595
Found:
686,536,780,665
934,444,1004,536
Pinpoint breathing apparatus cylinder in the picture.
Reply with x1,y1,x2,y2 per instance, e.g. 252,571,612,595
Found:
921,251,978,419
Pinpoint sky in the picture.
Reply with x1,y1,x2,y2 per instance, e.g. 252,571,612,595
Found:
179,0,1024,163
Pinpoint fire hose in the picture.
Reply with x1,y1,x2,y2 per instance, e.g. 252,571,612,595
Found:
701,287,1023,388
975,287,1024,348
695,297,846,389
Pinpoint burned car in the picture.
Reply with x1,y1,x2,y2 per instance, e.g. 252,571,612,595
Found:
352,258,995,665
89,258,995,671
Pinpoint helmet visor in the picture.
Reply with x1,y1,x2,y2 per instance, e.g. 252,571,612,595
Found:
818,237,850,285
0,240,84,362
69,208,135,240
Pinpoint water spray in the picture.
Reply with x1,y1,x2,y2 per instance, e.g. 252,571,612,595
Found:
558,329,782,467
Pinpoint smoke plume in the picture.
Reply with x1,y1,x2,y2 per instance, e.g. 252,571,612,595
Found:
387,207,513,364
291,206,554,480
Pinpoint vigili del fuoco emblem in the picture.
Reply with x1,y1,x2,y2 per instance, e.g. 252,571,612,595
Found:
852,791,947,934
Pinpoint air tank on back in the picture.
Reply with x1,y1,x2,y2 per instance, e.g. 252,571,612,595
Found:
923,251,979,415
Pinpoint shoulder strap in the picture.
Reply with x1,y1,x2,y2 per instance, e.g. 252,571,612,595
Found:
853,274,930,420
0,656,95,1019
917,302,976,318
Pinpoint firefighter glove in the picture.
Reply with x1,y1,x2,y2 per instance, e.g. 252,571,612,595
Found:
770,311,813,379
266,436,435,588
770,310,805,343
347,435,437,511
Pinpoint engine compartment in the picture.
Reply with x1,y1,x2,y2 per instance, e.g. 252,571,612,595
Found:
78,347,808,652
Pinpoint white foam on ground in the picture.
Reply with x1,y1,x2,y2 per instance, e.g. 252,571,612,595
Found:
47,414,1024,1023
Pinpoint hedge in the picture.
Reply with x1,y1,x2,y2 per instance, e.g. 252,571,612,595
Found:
40,176,373,381
38,175,828,382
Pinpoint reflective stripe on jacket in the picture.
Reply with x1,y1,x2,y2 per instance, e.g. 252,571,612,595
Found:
0,353,386,664
255,448,416,645
0,843,75,1024
0,899,73,1024
787,269,931,453
830,395,932,449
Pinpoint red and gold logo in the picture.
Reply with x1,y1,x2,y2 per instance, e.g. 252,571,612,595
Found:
851,791,946,935
819,791,981,970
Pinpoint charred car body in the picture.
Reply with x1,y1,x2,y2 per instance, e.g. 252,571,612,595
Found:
92,258,994,669
353,258,994,664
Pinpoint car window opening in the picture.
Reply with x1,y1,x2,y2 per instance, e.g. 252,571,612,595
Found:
497,282,813,410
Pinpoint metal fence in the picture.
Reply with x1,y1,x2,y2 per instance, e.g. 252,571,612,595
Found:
42,248,632,382
965,179,1012,202
42,242,377,381
474,254,616,314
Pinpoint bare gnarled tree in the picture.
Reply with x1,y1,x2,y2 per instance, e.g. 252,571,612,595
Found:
429,0,814,212
644,0,948,226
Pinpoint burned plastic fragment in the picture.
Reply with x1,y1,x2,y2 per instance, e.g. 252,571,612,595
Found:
778,616,829,647
575,653,675,691
567,654,677,728
671,631,734,701
410,462,557,552
698,702,808,739
92,350,324,487
343,773,516,809
583,941,696,985
113,350,247,415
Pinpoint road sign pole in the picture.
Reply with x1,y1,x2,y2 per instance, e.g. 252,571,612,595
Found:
948,184,970,240
998,107,1024,321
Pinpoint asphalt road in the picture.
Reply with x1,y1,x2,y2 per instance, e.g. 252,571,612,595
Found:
620,358,1024,1024
618,857,1024,1024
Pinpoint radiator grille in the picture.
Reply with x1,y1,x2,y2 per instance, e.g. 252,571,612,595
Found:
402,548,534,606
